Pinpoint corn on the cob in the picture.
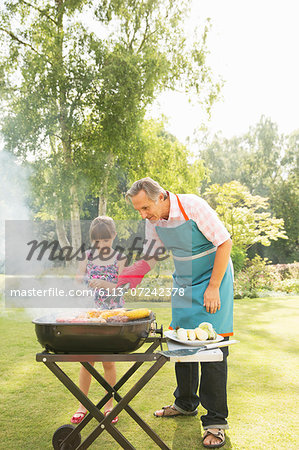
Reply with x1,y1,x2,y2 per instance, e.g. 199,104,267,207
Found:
120,308,151,320
87,310,104,318
100,310,125,320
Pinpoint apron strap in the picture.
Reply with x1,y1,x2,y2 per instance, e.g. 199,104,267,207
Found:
175,194,189,221
172,246,217,261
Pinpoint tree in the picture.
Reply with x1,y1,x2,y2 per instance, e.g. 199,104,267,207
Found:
0,0,220,249
198,117,298,262
266,130,299,262
132,119,207,194
107,118,208,220
240,116,284,196
204,181,287,269
198,116,284,196
266,174,299,262
198,133,245,191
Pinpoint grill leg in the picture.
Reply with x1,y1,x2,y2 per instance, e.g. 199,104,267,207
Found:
41,340,168,449
79,356,170,449
44,361,135,449
68,339,163,434
82,361,170,450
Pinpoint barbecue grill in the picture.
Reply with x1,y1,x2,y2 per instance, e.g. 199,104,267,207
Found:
34,314,226,449
33,312,155,353
35,327,172,449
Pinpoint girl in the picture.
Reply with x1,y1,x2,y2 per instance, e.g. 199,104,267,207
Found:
71,216,126,425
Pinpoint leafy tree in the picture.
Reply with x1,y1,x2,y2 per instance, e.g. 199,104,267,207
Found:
263,176,299,262
198,117,298,262
132,119,208,193
204,181,287,269
105,118,208,219
198,133,244,190
0,0,220,249
240,116,284,196
266,130,299,262
198,116,284,196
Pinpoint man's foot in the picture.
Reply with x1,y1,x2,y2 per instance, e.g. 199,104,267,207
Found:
154,404,197,417
71,410,87,424
202,429,225,448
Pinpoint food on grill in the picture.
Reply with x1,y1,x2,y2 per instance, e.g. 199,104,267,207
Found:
87,310,102,318
176,322,217,341
106,315,129,323
120,309,151,320
100,310,126,320
83,317,106,323
57,315,107,323
176,327,188,341
100,308,151,321
56,308,152,324
198,322,217,340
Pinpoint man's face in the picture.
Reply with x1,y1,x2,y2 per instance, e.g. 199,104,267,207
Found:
130,190,165,221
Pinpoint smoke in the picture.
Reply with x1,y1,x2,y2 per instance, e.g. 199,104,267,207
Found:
0,147,30,272
0,149,94,317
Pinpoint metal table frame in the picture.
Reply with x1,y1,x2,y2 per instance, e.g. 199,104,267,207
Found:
36,336,172,450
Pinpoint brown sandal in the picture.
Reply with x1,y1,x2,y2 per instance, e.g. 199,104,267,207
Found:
202,429,225,448
154,404,197,418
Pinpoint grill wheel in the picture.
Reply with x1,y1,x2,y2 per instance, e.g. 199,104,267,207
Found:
52,424,81,449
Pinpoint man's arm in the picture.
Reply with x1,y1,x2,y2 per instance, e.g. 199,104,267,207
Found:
203,238,232,314
117,219,163,288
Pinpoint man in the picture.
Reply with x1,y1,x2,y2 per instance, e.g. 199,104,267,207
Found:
117,177,234,448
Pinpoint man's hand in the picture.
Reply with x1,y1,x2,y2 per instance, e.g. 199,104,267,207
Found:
203,239,232,313
203,285,221,314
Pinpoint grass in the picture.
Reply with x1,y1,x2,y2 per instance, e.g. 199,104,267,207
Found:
1,291,298,449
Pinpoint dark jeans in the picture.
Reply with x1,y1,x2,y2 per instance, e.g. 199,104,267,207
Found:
174,338,229,429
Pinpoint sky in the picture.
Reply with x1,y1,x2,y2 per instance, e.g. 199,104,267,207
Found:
150,0,299,142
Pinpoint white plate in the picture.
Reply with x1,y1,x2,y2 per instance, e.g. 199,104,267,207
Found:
164,330,224,346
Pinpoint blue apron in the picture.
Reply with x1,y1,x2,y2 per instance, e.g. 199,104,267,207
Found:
155,195,233,336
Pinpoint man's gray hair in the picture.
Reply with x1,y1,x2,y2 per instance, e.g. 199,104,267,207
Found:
126,177,167,202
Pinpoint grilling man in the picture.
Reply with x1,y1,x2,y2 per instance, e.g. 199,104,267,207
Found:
117,177,234,449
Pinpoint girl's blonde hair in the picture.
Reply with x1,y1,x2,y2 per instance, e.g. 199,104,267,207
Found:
89,216,116,242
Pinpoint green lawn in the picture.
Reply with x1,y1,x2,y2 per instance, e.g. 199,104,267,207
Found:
1,294,298,449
